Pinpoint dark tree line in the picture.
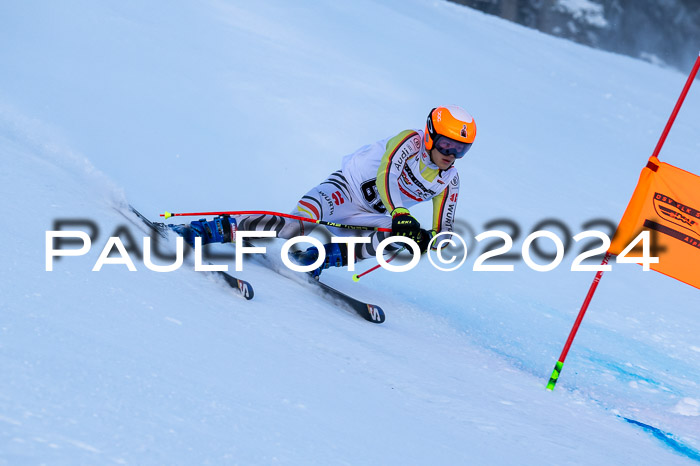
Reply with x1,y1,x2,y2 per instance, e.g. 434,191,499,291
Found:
449,0,700,71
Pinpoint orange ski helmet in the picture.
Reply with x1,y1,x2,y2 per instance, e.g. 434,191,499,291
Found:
424,105,476,158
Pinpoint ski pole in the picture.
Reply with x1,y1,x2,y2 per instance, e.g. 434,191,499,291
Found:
546,253,611,390
547,54,700,390
162,210,391,233
352,247,405,282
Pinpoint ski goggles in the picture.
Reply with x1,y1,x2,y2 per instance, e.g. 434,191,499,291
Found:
433,135,472,159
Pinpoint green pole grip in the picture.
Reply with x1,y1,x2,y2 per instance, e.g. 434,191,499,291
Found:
546,361,564,391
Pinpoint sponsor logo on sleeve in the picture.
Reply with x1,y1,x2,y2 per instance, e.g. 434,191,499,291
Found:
412,136,421,150
445,204,455,229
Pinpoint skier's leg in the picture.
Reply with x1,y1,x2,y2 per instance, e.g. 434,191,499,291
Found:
291,214,401,278
324,213,399,261
168,190,324,247
168,215,237,247
235,170,355,239
167,170,389,260
235,210,310,239
233,186,332,239
289,172,405,275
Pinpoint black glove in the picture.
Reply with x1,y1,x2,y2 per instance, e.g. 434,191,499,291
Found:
416,229,436,254
391,208,421,240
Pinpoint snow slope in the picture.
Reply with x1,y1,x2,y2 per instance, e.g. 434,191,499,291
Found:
1,0,699,464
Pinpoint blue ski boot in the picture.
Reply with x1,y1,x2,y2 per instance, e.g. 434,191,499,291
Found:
168,215,237,248
291,243,348,279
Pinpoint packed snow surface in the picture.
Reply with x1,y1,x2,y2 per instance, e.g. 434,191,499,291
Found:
1,0,699,464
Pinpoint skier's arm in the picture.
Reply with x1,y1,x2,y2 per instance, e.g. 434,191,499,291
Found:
375,130,421,213
430,174,459,248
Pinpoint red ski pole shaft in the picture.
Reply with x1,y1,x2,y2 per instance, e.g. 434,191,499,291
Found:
352,263,383,282
548,54,700,391
352,247,405,282
651,52,700,160
162,210,391,233
547,253,611,390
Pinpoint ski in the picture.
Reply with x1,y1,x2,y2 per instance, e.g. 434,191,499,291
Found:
313,278,385,324
239,240,385,323
121,205,254,300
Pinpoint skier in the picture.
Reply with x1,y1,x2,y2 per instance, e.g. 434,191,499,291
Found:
171,105,476,277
